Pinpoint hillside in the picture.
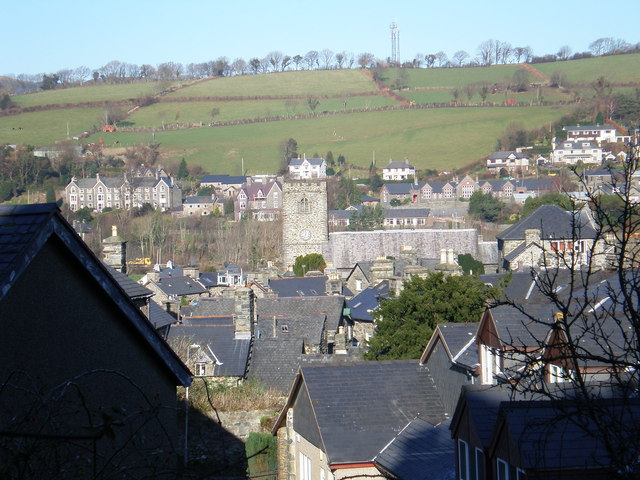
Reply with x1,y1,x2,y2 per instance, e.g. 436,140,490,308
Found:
2,56,638,174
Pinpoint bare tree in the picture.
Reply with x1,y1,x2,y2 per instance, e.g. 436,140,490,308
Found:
231,58,248,76
494,145,640,479
557,45,572,61
320,49,335,69
452,50,469,67
304,50,319,70
292,54,303,70
266,51,283,72
478,39,495,66
357,52,375,69
435,51,448,67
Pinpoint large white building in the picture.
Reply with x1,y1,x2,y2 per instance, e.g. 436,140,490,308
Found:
563,124,617,145
551,140,603,165
288,155,327,179
382,159,415,181
65,173,182,212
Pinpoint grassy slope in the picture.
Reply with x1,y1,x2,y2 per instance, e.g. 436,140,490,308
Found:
101,105,569,173
385,65,526,88
12,82,179,108
167,69,377,97
0,108,103,145
127,95,396,126
532,53,640,85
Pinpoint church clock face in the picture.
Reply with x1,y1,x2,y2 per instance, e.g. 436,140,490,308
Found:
299,229,311,240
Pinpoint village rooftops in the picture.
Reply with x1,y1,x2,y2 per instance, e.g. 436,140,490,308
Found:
496,205,597,242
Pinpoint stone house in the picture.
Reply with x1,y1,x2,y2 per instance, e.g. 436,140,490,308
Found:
382,159,415,181
420,180,457,201
234,180,282,221
486,151,530,173
496,204,605,271
65,173,182,212
288,155,327,179
271,361,449,480
182,195,224,216
380,182,420,203
0,203,191,476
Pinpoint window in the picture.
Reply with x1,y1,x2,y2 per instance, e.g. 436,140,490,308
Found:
497,459,508,480
458,440,470,480
475,448,485,480
299,197,311,213
481,344,500,384
195,363,206,376
281,325,289,333
299,452,311,480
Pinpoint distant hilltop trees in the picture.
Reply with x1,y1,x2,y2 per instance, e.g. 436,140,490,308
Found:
1,36,638,94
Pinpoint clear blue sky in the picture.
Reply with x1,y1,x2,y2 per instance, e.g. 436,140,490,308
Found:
3,0,639,76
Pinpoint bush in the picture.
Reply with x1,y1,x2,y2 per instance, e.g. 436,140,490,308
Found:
246,433,277,480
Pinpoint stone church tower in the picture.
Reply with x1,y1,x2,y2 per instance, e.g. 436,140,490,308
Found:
282,180,328,269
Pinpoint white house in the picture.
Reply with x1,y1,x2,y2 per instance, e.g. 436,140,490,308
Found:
551,140,602,165
563,124,617,145
486,151,530,173
288,155,326,179
382,159,415,181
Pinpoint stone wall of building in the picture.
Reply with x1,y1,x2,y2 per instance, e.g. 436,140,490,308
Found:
325,228,478,269
282,181,328,269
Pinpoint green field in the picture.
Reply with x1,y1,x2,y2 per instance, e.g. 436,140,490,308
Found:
12,82,180,108
399,86,571,105
95,105,570,174
383,65,528,89
167,70,377,98
127,95,397,127
533,54,640,86
0,108,103,145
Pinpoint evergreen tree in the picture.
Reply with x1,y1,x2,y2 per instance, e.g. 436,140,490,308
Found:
177,158,189,179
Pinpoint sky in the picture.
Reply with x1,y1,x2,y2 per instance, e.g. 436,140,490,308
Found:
3,0,639,77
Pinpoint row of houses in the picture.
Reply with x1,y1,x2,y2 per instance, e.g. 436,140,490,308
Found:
381,176,555,204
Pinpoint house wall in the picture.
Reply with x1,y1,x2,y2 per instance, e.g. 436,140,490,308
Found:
0,237,180,475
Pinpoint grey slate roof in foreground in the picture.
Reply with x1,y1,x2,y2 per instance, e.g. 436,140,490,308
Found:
375,418,454,480
268,276,328,297
257,296,345,332
249,338,304,392
300,360,448,465
348,280,389,322
436,323,479,370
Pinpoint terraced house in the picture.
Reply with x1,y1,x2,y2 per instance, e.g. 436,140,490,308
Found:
65,172,182,212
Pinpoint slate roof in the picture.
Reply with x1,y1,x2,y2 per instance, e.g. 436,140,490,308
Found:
348,281,389,322
201,174,247,185
488,150,525,160
257,296,345,332
0,203,191,387
384,160,415,169
496,399,640,472
478,241,499,267
436,323,479,370
383,183,418,195
564,124,615,132
384,208,430,218
248,338,304,392
107,266,154,299
183,195,216,205
487,303,557,347
290,360,448,465
375,418,454,480
153,276,207,296
183,297,235,317
168,316,250,377
256,313,325,347
289,157,324,166
148,301,177,329
496,205,597,241
503,241,536,262
268,276,328,297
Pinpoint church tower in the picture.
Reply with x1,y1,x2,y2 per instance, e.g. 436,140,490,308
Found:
282,180,328,270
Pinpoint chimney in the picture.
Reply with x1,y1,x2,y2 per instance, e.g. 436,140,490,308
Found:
440,249,447,265
112,225,118,237
102,225,126,273
525,229,541,245
447,249,455,265
233,287,254,339
272,316,277,338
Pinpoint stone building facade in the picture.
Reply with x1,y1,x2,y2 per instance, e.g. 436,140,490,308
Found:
282,181,328,269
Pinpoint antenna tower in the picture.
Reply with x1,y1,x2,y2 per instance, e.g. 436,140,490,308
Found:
390,21,400,65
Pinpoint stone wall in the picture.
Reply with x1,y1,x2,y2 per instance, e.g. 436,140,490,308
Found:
325,228,478,269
